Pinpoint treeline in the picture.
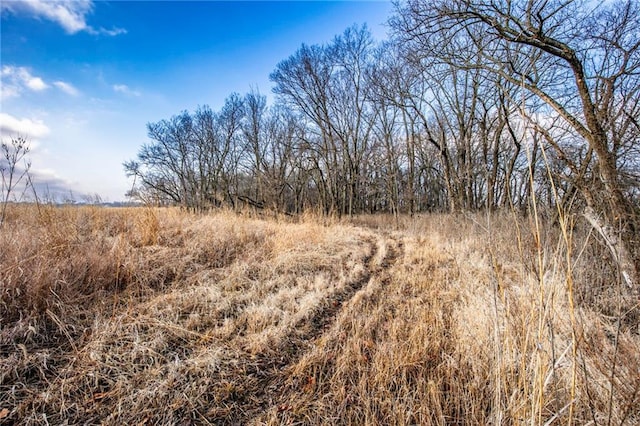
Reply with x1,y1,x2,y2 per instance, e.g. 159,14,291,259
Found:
125,0,639,271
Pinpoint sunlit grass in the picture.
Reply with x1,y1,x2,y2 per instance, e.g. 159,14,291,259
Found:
0,205,638,424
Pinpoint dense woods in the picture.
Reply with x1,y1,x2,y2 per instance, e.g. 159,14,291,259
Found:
125,0,639,274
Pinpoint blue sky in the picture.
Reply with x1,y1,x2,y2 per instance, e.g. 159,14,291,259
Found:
0,0,392,202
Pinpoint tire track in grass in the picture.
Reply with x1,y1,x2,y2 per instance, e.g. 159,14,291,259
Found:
218,233,403,425
258,234,406,425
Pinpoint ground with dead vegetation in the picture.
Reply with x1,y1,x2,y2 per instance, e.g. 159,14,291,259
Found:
1,205,638,425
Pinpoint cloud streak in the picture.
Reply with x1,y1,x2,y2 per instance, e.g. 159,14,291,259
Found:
0,166,88,204
113,84,141,97
0,113,50,140
0,0,126,36
1,66,49,99
2,65,81,99
25,75,48,91
53,81,80,96
29,168,87,202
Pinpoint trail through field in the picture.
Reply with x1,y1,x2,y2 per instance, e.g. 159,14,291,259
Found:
215,233,404,424
252,234,406,425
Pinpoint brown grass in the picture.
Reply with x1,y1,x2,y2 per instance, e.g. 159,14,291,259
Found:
1,205,638,425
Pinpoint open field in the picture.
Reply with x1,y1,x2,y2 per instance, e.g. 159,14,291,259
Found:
1,205,639,425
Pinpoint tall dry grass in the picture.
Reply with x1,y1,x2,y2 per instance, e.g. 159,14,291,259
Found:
256,211,638,425
1,204,638,424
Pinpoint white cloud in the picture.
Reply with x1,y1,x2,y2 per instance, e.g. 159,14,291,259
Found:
1,66,49,99
1,85,20,100
0,112,50,140
53,81,80,96
98,27,127,37
0,0,126,36
1,0,90,34
113,84,141,97
1,66,83,99
26,75,48,91
21,167,92,203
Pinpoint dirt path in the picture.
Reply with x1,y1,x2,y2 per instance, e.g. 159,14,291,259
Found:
216,233,404,425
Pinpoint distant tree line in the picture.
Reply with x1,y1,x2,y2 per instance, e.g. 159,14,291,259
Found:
125,0,639,273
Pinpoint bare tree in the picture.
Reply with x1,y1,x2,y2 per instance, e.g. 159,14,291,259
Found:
261,104,304,213
271,25,377,216
271,42,340,215
1,137,31,227
330,25,376,216
393,0,640,283
124,94,246,211
242,90,268,205
124,111,194,208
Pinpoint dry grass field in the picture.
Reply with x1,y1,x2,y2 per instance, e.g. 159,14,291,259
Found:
1,205,638,425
